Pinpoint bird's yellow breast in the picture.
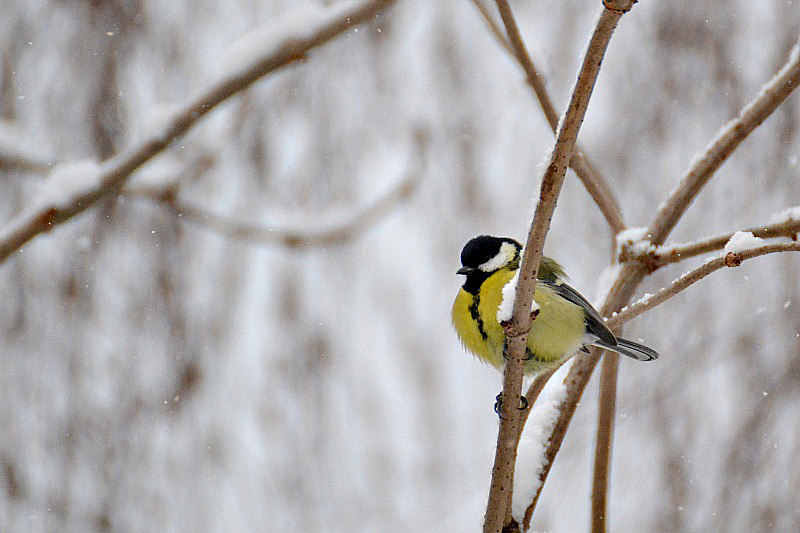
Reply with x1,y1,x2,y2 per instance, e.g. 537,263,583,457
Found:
452,267,586,375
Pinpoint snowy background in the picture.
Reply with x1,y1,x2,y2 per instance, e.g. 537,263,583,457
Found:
1,0,800,531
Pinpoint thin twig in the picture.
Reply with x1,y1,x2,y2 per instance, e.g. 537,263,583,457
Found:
128,169,419,248
521,35,800,529
620,216,800,268
606,242,800,329
473,0,625,234
483,5,630,532
0,0,396,264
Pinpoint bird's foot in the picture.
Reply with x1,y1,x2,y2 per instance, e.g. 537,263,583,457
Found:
494,392,529,418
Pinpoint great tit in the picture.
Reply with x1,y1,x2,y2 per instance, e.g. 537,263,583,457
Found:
452,235,658,376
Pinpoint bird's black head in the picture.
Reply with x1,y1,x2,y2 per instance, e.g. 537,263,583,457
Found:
457,235,522,294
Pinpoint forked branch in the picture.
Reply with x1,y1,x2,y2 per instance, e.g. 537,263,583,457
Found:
471,0,625,234
620,214,800,268
521,34,800,531
607,241,800,329
0,0,396,264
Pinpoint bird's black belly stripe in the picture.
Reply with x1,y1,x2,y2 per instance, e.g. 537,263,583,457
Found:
469,294,488,341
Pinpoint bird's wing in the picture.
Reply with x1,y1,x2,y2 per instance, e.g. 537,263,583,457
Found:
540,278,617,347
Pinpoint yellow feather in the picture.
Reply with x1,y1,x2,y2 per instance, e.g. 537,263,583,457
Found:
452,265,586,375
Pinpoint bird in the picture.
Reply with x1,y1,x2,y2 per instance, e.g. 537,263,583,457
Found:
451,235,658,381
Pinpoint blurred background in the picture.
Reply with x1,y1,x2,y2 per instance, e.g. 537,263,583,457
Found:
1,0,799,531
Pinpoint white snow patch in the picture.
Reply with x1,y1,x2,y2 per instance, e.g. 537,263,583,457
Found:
768,205,800,225
36,159,103,210
630,291,654,309
511,359,571,521
616,226,654,257
724,231,765,254
498,271,517,323
128,154,185,190
616,226,649,246
497,270,540,324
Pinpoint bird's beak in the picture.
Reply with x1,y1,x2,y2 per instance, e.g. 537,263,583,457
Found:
457,266,474,275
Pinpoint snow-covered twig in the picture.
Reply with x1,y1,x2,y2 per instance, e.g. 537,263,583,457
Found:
130,164,420,249
522,35,800,529
483,4,635,532
620,212,800,268
606,241,800,329
0,0,395,264
471,0,625,235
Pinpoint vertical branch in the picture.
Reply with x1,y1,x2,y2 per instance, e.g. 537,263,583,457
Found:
591,351,619,532
483,4,633,532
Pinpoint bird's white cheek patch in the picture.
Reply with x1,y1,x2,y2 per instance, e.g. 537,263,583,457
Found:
479,242,516,272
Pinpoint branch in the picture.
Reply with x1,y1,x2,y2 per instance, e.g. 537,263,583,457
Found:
590,347,618,533
607,241,800,329
521,34,800,528
621,213,800,268
647,43,800,247
483,4,632,532
0,0,396,265
129,166,420,248
471,0,625,234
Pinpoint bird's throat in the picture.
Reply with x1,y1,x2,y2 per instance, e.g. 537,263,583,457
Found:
462,270,491,295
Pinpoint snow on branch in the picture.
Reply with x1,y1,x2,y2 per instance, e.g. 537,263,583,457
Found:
512,361,572,524
0,0,396,264
619,212,800,268
128,149,422,249
607,241,800,329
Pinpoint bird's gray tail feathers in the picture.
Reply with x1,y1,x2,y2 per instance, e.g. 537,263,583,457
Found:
593,337,659,361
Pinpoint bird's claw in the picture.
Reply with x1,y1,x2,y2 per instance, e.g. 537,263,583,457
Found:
494,392,529,418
